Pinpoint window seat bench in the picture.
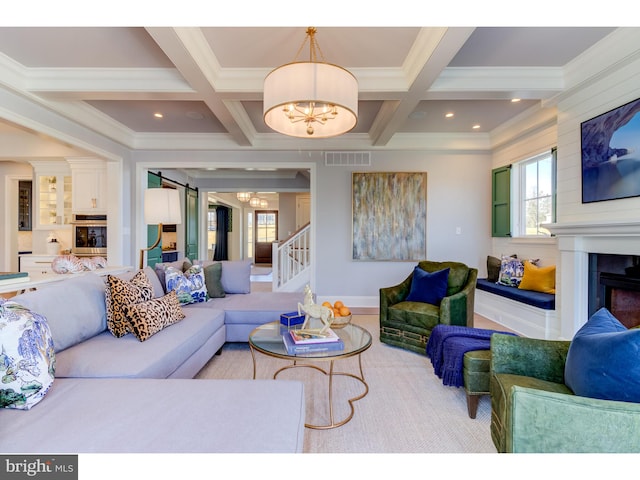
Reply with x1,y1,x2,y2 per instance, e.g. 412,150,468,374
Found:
474,279,559,339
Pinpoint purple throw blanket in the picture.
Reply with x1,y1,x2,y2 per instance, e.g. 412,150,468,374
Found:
426,324,516,387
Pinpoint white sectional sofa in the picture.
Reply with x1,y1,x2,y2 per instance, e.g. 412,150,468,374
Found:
0,262,306,453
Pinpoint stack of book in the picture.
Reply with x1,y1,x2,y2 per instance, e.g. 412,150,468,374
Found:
282,328,344,354
0,271,30,286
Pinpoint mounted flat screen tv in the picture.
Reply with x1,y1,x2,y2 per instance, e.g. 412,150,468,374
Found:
581,97,640,203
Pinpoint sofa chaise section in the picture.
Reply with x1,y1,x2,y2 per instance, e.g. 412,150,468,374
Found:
0,378,306,453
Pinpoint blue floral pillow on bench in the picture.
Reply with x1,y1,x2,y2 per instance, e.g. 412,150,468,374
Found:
164,264,208,305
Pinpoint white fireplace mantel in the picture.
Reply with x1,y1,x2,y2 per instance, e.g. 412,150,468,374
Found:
546,221,640,238
544,221,640,339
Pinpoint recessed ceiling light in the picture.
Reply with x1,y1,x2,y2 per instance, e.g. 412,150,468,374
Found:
472,124,481,129
154,112,163,118
511,98,521,103
445,112,454,118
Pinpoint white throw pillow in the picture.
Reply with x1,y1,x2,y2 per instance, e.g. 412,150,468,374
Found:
0,299,55,410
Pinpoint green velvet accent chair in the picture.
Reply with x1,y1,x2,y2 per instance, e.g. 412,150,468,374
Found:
379,260,477,355
490,333,640,453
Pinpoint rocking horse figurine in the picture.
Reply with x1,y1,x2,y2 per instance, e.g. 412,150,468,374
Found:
297,284,334,333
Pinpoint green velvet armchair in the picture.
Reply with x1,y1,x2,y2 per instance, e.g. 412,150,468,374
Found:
490,333,640,453
379,260,477,355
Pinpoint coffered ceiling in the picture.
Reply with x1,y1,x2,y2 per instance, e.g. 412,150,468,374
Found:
0,26,618,153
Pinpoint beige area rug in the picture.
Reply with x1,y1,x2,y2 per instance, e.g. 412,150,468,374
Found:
196,314,497,454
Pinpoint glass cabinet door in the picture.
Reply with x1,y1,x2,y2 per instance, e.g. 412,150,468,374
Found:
36,174,72,228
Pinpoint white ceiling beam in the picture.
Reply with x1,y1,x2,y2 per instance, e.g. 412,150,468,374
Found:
145,27,253,147
370,27,476,146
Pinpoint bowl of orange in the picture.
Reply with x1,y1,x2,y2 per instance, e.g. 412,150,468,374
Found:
322,300,352,329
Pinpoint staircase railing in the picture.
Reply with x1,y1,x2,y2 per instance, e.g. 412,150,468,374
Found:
272,223,311,291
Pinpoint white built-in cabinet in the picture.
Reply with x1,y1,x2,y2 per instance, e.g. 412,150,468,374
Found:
68,158,107,214
29,160,72,230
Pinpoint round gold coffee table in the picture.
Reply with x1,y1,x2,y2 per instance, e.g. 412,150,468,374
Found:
249,320,372,430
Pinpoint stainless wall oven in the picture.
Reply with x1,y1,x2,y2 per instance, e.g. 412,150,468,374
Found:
71,214,107,256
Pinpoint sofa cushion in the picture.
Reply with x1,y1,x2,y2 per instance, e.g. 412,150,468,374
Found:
487,255,502,283
125,290,186,342
406,266,450,305
221,260,251,294
117,266,164,298
0,299,55,410
497,255,524,287
476,278,555,310
195,259,251,294
487,254,517,283
54,306,225,378
11,272,108,352
0,378,305,453
203,262,225,298
164,264,208,304
565,307,640,403
105,271,154,338
154,258,193,293
518,261,556,294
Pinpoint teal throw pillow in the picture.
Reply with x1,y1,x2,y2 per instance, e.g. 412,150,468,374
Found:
406,267,450,305
565,307,640,403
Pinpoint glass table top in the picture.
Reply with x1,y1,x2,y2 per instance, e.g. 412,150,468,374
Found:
249,320,372,359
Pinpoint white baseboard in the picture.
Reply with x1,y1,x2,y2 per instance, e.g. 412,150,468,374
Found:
474,289,560,340
317,295,379,309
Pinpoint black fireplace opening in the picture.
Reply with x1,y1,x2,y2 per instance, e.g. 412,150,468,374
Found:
590,254,640,328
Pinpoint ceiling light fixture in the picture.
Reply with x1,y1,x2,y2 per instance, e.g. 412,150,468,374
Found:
472,124,481,129
249,197,261,208
259,198,269,209
445,112,454,118
236,192,252,202
263,27,358,138
153,112,163,118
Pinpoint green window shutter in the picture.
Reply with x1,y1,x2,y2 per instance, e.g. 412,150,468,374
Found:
146,172,163,268
492,165,511,237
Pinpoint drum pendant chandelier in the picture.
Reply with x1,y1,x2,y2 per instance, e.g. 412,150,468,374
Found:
263,27,358,138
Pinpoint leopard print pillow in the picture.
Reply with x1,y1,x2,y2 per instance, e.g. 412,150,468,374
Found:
105,271,154,337
124,290,185,342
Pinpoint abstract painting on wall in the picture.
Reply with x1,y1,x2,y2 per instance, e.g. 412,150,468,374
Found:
352,172,427,261
581,97,640,203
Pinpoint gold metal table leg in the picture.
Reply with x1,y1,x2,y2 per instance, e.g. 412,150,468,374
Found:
272,354,369,430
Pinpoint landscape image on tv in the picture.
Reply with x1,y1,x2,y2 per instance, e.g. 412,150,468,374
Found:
581,97,640,203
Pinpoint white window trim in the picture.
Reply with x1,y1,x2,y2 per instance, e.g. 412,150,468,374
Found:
511,151,555,238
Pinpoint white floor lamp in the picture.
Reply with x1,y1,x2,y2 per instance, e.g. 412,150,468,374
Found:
139,188,182,269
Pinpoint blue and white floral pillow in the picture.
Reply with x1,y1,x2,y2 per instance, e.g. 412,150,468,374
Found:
497,255,539,287
0,299,55,410
164,264,208,304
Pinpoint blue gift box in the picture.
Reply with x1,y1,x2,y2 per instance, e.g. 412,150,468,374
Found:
280,311,305,328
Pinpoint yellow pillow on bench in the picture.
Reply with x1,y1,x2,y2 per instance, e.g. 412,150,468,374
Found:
518,261,556,294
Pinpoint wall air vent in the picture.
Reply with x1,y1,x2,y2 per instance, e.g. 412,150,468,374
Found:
324,151,371,167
